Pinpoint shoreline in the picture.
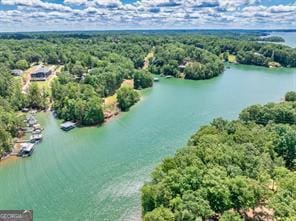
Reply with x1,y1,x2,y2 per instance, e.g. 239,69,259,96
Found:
0,99,126,164
0,140,22,164
0,112,42,164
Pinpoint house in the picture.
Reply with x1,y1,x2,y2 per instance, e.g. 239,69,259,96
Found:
60,121,76,131
178,65,186,71
11,69,24,76
31,67,52,81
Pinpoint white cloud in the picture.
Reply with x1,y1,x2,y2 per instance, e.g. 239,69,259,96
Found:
64,0,88,5
269,4,296,13
0,0,296,31
1,0,72,11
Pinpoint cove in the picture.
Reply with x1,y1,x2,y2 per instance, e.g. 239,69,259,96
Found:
0,64,296,221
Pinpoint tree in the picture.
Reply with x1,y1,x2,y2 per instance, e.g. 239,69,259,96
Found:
133,70,153,89
144,207,174,221
0,127,12,155
15,59,29,70
220,211,243,221
274,125,296,170
285,91,296,102
9,80,27,110
71,62,85,78
82,97,104,125
28,83,44,109
117,87,140,111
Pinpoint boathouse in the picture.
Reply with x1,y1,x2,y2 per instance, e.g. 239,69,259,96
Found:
18,143,35,157
60,121,76,131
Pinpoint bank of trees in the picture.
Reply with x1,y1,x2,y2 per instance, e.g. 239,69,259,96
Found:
51,80,104,126
285,91,296,101
239,100,296,125
142,93,296,221
133,70,154,89
149,44,224,80
117,87,140,111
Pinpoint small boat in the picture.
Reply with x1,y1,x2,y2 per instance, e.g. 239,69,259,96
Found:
27,115,37,127
33,124,42,131
18,143,35,157
165,75,173,79
22,108,29,113
32,129,42,134
30,133,43,143
153,77,159,82
60,121,76,131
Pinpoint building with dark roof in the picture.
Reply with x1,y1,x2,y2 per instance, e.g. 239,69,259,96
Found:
31,67,52,81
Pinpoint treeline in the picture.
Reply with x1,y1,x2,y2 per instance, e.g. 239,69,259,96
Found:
142,92,296,221
176,35,296,67
257,36,285,42
1,32,296,74
149,44,224,80
240,100,296,125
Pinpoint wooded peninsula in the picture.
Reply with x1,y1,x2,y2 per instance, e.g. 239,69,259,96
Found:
142,91,296,221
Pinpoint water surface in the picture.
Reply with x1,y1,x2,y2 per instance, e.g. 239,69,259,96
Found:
269,31,296,47
0,65,296,220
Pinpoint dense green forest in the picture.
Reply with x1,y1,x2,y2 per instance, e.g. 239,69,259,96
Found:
0,31,296,158
149,44,224,80
142,92,296,221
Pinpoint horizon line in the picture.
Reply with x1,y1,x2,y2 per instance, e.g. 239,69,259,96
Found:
1,28,296,34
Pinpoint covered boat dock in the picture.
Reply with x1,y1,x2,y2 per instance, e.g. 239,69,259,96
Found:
60,121,76,131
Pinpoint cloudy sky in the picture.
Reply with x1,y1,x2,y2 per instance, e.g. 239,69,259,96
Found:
0,0,295,32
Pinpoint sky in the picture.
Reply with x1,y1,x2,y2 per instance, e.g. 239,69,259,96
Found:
0,0,295,32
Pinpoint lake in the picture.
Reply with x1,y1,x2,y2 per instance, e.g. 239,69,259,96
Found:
0,34,296,221
269,31,296,48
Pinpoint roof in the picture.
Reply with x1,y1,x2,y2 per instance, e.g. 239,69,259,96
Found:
60,121,76,128
21,143,34,152
11,69,23,75
33,67,51,74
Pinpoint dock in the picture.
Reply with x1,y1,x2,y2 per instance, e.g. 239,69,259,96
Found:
60,121,76,131
15,111,44,158
18,143,35,157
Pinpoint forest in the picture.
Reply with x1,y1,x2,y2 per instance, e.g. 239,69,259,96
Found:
0,31,296,158
141,92,296,221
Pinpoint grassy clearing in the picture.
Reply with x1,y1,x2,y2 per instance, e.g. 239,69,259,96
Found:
103,79,134,111
228,54,237,63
